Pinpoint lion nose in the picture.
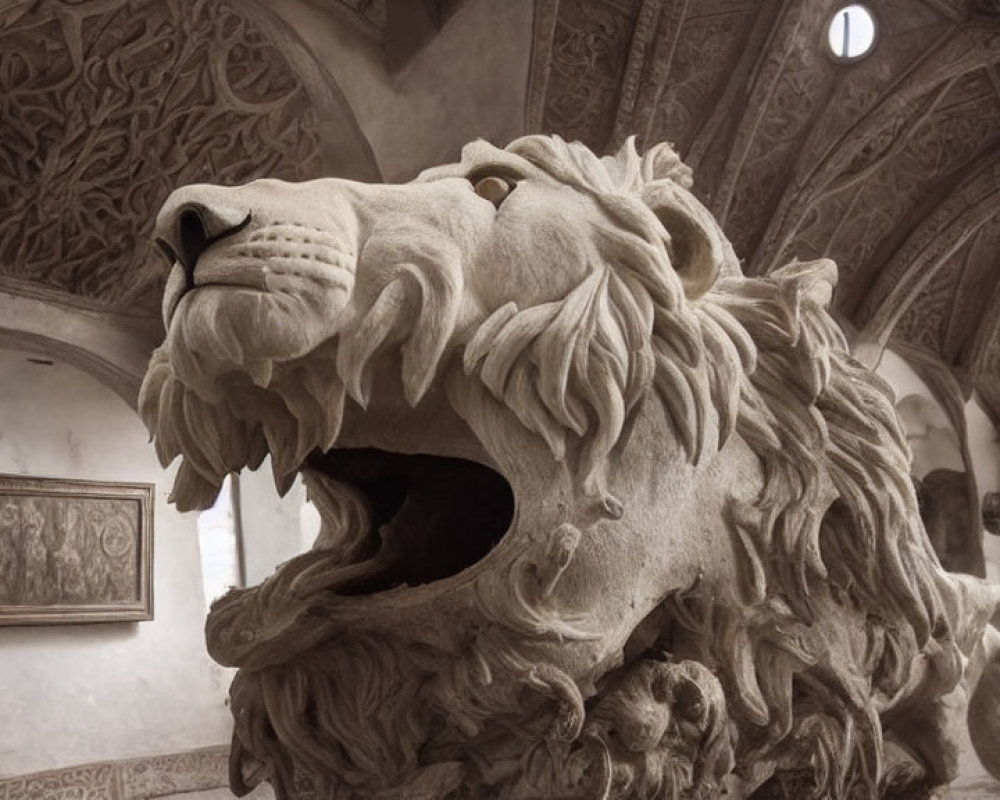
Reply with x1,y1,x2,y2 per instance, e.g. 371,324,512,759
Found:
154,196,251,284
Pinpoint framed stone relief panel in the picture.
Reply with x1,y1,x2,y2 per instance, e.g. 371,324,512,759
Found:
0,475,153,624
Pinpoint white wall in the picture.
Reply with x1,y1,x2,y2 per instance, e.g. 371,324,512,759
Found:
0,348,232,776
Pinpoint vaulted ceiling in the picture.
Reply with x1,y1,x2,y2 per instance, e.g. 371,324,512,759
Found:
2,0,999,424
530,0,1000,420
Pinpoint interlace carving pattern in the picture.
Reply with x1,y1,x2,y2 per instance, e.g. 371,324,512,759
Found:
0,0,321,309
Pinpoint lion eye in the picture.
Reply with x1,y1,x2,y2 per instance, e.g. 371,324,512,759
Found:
473,175,515,208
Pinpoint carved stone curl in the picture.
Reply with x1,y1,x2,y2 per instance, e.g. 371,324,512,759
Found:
140,136,1000,798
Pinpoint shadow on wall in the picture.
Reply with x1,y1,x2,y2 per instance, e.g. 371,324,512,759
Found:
915,469,982,575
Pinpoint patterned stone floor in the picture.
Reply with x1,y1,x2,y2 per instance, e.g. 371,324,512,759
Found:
7,741,994,799
161,763,998,800
160,786,273,800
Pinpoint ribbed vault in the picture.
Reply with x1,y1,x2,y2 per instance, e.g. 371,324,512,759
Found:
528,0,1000,421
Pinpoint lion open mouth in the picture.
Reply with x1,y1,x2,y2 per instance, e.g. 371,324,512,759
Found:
300,447,514,595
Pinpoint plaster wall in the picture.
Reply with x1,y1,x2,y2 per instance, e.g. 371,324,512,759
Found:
0,349,232,776
270,0,534,181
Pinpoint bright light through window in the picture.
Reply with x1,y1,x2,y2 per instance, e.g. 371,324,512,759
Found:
197,474,242,604
828,5,876,61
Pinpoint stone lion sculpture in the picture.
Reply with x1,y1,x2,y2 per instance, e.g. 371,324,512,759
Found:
140,135,1000,799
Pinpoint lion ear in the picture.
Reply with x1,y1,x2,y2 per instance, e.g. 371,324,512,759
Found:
642,181,731,301
640,141,693,188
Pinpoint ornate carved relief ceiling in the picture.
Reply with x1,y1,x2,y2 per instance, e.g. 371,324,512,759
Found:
529,0,1000,420
0,0,377,315
4,0,998,421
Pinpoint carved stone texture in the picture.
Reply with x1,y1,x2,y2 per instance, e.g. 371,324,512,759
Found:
0,745,229,800
835,74,1000,316
604,0,687,153
540,0,640,151
712,19,1000,284
894,244,965,355
141,136,1000,799
119,747,229,799
851,152,1000,366
0,475,152,624
0,0,325,311
641,4,758,158
893,212,1000,380
0,495,137,605
530,0,1000,404
953,217,1000,387
936,220,1000,372
704,2,841,263
0,763,115,800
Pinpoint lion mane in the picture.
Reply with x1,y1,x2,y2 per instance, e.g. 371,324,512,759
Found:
458,137,980,797
140,135,997,799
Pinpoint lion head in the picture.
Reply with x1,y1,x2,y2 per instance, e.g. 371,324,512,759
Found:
140,136,1000,799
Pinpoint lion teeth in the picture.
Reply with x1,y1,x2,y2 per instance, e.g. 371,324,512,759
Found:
336,278,409,407
261,417,299,497
299,362,346,451
274,470,296,498
320,383,346,452
246,428,269,471
269,457,297,498
170,459,223,511
269,456,296,498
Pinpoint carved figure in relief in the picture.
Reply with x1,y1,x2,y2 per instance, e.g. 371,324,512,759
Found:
53,503,87,602
0,503,21,600
0,496,139,606
21,499,51,604
140,136,1000,799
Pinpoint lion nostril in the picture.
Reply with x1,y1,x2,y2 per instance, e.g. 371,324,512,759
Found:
160,200,252,285
179,206,209,273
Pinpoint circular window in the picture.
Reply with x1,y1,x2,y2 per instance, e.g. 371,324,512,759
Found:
827,5,877,61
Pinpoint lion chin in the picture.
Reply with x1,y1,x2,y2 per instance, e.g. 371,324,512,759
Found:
139,135,1000,800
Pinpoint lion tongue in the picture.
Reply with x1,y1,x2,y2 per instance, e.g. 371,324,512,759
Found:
303,449,514,595
301,468,373,561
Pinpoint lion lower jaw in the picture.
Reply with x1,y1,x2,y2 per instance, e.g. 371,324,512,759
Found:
204,446,518,669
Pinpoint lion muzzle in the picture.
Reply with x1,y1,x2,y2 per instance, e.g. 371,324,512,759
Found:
155,188,252,285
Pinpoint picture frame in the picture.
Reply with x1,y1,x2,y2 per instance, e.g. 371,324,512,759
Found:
0,474,153,625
